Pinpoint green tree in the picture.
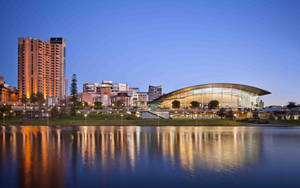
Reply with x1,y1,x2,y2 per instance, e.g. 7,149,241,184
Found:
0,104,13,121
287,102,297,120
287,102,297,109
225,109,234,119
21,94,28,111
30,93,38,117
172,100,180,109
113,101,124,109
36,92,45,119
70,74,78,116
217,108,226,119
30,93,37,104
208,100,219,109
94,101,103,109
190,101,200,109
50,106,59,119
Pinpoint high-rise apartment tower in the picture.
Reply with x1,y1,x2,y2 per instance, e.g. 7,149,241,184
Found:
18,37,67,100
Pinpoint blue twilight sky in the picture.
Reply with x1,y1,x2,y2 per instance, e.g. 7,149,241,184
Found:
0,0,299,105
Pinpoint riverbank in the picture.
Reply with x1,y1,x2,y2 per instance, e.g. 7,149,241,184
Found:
1,116,300,127
1,118,248,126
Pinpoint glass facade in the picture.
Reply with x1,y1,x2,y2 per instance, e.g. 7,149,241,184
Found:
157,86,263,109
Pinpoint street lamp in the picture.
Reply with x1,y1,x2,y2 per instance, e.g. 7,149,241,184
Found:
46,113,49,126
84,113,88,125
120,114,124,126
2,113,6,125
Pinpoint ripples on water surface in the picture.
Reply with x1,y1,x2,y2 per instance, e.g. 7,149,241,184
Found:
1,125,300,188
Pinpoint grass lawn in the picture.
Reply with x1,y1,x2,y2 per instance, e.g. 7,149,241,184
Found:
1,116,249,126
269,120,300,126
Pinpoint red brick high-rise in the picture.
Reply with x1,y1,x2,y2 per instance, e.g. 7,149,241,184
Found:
18,37,67,100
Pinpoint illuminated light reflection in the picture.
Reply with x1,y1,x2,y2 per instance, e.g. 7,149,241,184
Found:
0,125,261,186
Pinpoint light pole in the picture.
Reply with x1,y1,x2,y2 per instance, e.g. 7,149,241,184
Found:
120,114,124,126
46,113,49,126
2,113,5,125
84,113,88,125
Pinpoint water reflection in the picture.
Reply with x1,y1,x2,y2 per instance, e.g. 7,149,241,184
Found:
0,126,262,187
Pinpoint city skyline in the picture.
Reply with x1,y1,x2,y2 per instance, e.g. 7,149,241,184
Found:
0,0,300,105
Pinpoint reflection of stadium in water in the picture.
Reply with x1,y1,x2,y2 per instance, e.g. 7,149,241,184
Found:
0,126,262,187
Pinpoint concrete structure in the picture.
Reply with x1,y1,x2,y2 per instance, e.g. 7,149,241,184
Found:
46,96,58,107
111,93,131,107
83,83,101,93
140,111,169,119
137,92,148,109
83,81,114,95
152,83,271,109
148,85,162,102
18,37,67,101
77,92,101,106
259,106,300,120
94,94,111,107
112,83,129,94
129,88,139,107
0,76,18,105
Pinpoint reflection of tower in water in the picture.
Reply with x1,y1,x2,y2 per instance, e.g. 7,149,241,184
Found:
0,126,67,188
0,125,262,186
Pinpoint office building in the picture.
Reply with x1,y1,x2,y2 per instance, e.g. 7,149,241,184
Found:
137,92,148,109
148,85,162,102
129,88,139,107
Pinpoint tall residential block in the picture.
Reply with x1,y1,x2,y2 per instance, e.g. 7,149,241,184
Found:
18,37,67,100
148,85,162,102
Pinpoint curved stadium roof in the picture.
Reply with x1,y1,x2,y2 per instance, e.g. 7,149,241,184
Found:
153,83,271,103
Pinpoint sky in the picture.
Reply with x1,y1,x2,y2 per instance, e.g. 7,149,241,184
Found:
0,0,299,106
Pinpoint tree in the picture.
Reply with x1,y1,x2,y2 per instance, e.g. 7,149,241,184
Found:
30,93,37,104
113,101,124,109
208,100,219,109
21,94,28,111
217,108,226,119
36,92,45,118
287,102,297,120
70,74,78,116
94,101,103,109
30,93,38,117
50,106,59,119
190,101,200,109
172,100,180,109
225,109,234,119
287,102,297,109
0,104,13,121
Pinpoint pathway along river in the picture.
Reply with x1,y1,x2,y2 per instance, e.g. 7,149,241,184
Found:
1,125,300,188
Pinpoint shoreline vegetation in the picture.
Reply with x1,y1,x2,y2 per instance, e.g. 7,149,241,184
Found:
1,115,300,127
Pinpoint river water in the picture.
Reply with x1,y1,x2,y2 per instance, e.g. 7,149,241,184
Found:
0,125,300,188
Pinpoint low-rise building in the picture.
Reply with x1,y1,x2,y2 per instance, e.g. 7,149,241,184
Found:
111,93,131,107
94,94,111,107
77,92,101,106
129,88,139,107
0,76,19,105
137,92,148,109
46,96,58,107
